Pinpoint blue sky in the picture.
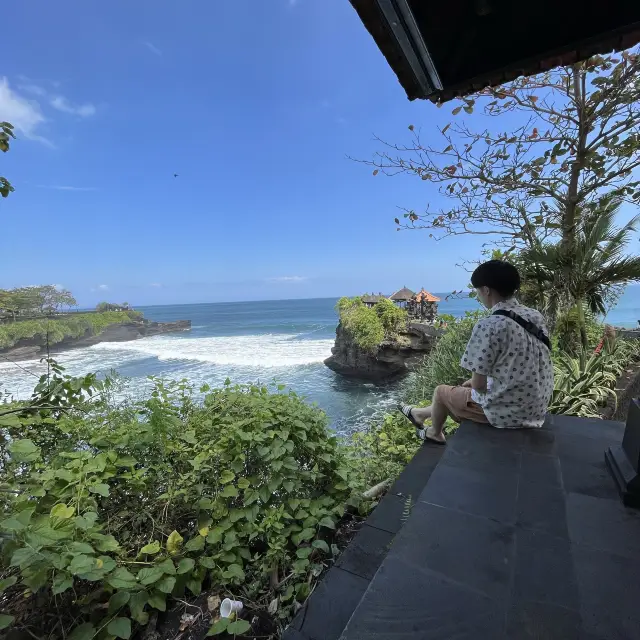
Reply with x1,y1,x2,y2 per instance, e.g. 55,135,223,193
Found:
0,1,625,307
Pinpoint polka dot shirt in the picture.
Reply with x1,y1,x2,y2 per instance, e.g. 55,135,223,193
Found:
461,299,554,428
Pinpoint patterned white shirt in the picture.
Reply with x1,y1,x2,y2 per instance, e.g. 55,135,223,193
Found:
460,299,554,428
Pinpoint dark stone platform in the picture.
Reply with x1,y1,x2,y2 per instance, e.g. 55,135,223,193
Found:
339,415,640,640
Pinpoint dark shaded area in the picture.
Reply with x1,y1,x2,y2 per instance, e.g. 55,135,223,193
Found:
349,0,640,101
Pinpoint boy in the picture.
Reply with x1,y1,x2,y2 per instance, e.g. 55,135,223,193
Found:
402,260,553,443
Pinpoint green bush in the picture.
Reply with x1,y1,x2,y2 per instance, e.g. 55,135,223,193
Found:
554,305,604,355
337,297,407,352
550,339,640,417
407,311,486,403
0,311,142,349
0,372,360,638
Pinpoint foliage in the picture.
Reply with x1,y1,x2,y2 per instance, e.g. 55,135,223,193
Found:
337,297,407,351
0,285,77,319
363,50,640,256
96,302,132,312
553,306,604,355
0,369,362,638
0,121,15,199
518,194,640,346
550,339,640,417
407,311,486,403
0,311,142,349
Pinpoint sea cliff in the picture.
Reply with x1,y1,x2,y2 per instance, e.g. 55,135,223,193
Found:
1,319,191,361
324,321,439,381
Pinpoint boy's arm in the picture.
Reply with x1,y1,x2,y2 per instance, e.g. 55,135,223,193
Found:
471,372,488,393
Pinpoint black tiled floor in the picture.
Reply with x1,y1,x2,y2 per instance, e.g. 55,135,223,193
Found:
389,442,444,498
516,478,569,538
420,462,519,523
513,528,579,610
335,524,394,580
293,567,368,640
506,600,583,640
388,502,515,599
334,416,640,640
566,492,640,560
520,450,562,487
341,558,506,640
573,545,640,640
365,493,406,534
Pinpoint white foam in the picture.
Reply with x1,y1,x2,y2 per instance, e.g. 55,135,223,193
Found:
89,334,334,367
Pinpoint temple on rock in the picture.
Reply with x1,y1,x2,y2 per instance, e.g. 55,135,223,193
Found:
361,287,441,323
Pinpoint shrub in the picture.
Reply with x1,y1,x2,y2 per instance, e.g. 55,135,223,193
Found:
554,305,604,355
407,310,486,403
0,311,142,349
337,297,407,352
0,371,360,638
550,339,640,417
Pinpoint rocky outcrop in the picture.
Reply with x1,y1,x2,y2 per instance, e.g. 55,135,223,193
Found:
324,322,440,381
1,319,191,361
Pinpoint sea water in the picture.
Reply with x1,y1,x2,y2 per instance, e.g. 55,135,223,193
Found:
1,289,637,434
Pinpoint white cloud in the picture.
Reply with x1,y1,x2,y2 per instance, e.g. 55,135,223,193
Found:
0,77,50,145
97,284,109,291
19,83,47,97
50,95,96,117
37,185,97,191
267,276,307,283
150,283,162,288
143,40,162,56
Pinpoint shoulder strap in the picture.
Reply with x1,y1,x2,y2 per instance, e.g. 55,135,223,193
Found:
492,309,552,351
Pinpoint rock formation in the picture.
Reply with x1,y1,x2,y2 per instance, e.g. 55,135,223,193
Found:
324,321,439,381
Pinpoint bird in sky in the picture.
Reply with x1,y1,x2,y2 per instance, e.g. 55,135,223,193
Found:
173,173,179,178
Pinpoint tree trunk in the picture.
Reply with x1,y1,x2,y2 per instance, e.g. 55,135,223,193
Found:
576,300,589,351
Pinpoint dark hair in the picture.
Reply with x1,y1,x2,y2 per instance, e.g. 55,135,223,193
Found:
471,260,521,298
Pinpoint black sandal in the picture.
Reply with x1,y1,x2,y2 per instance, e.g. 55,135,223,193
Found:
399,405,446,445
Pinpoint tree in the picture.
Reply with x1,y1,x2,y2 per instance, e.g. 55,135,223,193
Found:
0,121,15,199
362,50,640,258
519,195,640,348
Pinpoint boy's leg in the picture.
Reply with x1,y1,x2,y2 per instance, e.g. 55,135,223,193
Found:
409,385,451,443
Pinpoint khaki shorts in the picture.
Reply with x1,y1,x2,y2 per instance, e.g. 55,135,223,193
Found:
436,385,489,424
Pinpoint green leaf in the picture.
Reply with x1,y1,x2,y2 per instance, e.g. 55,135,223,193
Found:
296,547,313,559
50,503,75,519
207,618,230,636
227,620,251,635
155,575,176,594
68,623,96,640
157,558,176,575
177,558,195,574
166,530,183,555
0,577,17,593
0,614,14,630
129,591,149,623
224,563,245,581
312,539,330,554
109,591,131,614
107,617,132,639
52,573,73,594
70,542,95,554
9,439,40,463
318,516,335,529
237,478,250,489
186,577,202,595
221,485,238,498
140,541,161,555
148,591,167,611
451,106,462,115
89,483,110,497
137,566,164,585
220,470,235,484
107,567,138,590
69,554,96,575
94,534,120,552
185,535,205,552
10,547,38,569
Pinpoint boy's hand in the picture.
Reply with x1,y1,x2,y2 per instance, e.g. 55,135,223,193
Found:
462,379,473,388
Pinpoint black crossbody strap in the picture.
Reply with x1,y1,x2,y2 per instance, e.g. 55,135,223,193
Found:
492,309,552,351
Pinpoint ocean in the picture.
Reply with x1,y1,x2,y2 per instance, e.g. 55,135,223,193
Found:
1,289,638,434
